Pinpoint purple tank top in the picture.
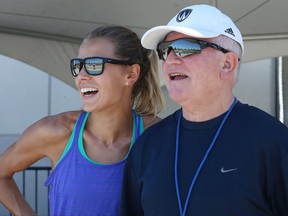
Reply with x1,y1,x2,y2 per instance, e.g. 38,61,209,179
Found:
45,111,144,216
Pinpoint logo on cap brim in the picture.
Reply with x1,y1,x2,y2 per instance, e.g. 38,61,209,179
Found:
224,28,235,37
176,9,192,22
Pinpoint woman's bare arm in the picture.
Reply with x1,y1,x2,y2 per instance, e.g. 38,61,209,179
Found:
0,111,78,215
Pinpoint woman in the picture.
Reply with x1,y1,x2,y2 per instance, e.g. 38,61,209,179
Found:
0,25,165,215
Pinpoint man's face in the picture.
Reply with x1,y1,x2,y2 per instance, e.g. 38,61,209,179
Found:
161,32,225,108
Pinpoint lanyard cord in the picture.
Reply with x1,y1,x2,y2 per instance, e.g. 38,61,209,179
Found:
174,98,237,216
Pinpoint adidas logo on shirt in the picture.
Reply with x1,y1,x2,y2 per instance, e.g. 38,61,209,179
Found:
224,28,235,37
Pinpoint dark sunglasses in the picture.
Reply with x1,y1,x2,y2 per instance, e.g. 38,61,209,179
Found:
157,38,229,60
70,56,131,77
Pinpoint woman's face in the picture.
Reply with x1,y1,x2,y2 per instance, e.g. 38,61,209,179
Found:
75,38,131,113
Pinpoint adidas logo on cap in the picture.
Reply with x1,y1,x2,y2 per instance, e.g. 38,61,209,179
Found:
224,28,235,37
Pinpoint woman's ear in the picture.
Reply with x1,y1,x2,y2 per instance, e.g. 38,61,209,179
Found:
220,52,239,79
126,64,140,85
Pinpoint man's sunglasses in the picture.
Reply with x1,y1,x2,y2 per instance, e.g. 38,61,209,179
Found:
70,56,131,77
157,38,230,61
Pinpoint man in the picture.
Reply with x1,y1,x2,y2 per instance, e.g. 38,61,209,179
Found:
120,4,288,216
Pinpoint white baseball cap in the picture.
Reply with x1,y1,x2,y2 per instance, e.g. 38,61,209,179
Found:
141,4,244,55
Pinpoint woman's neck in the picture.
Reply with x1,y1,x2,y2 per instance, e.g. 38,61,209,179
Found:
85,109,134,146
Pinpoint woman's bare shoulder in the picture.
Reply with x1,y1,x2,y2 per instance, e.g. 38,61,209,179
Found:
28,110,80,136
0,111,83,173
41,110,80,131
19,110,82,153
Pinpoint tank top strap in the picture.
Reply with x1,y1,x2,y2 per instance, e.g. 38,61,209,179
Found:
131,109,145,146
74,111,89,140
54,111,89,167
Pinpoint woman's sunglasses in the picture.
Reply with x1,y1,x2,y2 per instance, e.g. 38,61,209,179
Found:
70,56,131,77
157,38,229,61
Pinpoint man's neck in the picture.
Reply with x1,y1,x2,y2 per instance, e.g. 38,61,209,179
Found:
182,96,235,122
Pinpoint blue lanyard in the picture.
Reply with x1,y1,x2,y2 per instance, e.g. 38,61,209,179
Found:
174,98,237,216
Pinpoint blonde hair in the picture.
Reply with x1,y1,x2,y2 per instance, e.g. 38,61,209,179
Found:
84,25,165,115
132,49,165,115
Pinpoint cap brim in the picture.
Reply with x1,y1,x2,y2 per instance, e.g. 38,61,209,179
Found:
141,25,219,49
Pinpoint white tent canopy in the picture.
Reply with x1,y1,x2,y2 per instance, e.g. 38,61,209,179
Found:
0,0,288,87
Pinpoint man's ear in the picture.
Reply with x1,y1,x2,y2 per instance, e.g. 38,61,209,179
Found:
220,52,239,79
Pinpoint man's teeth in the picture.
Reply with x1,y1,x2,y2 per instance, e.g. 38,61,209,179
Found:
171,73,183,77
170,73,187,80
80,88,98,93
